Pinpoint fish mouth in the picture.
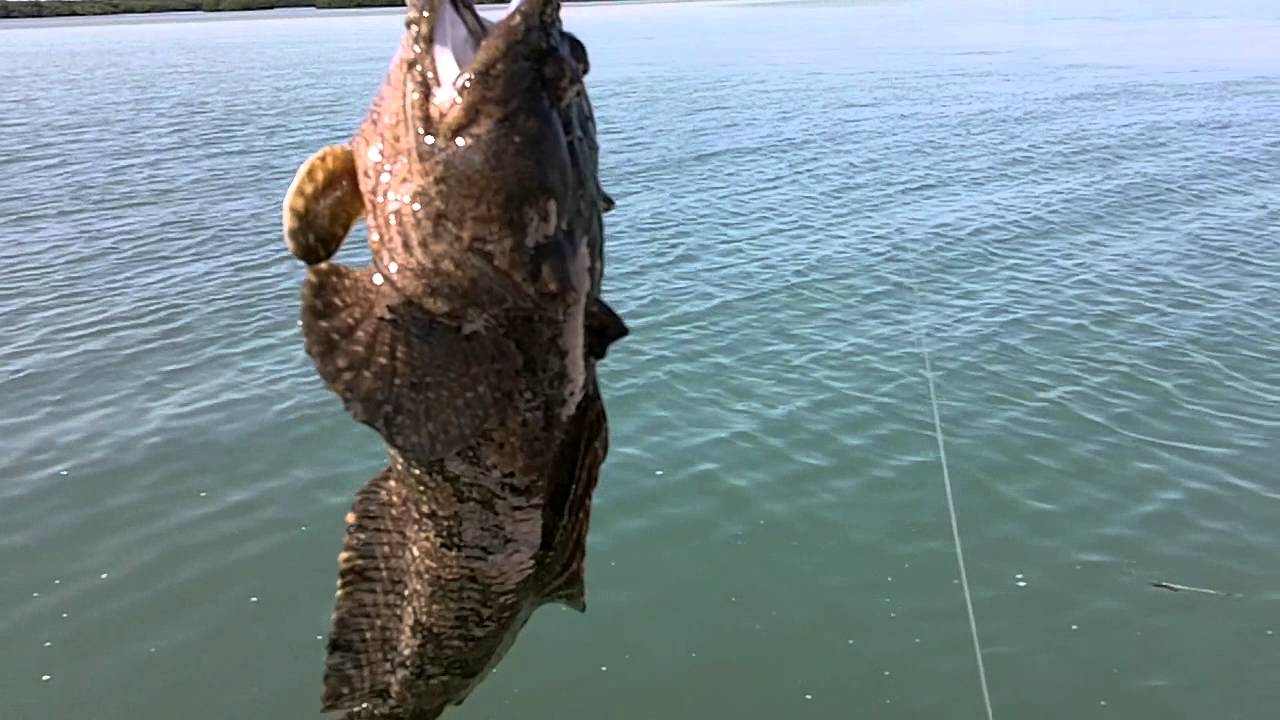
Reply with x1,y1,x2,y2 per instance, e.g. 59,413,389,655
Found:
418,0,554,110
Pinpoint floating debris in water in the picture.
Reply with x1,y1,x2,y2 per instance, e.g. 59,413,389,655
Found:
58,470,68,476
61,612,69,619
249,596,259,603
1015,580,1028,588
301,525,308,532
32,592,40,598
43,641,52,648
316,635,324,641
199,492,207,498
1071,624,1079,630
654,470,664,476
41,674,52,682
149,648,157,653
803,694,813,701
887,576,893,582
100,573,109,580
1100,700,1108,707
53,580,61,585
600,666,607,672
883,671,891,677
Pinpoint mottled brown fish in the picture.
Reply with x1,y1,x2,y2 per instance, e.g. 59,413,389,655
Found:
279,0,627,717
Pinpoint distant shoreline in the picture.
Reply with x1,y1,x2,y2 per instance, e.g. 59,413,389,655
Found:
0,0,616,20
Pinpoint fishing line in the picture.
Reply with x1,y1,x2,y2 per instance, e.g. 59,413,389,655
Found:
907,264,995,720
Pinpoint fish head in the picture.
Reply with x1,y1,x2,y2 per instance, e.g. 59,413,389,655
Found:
380,0,593,294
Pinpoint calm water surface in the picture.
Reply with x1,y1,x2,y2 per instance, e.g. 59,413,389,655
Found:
2,1,1279,718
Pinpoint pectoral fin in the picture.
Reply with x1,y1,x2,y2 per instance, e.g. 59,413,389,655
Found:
301,262,522,464
283,144,364,265
585,297,628,361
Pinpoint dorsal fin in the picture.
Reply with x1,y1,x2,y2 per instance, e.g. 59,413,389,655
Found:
540,380,610,612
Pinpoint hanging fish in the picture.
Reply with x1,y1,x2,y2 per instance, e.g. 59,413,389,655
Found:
280,0,627,717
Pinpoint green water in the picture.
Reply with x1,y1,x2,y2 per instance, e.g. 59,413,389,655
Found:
2,1,1279,718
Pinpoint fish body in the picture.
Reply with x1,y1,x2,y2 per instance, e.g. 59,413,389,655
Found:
280,1,627,717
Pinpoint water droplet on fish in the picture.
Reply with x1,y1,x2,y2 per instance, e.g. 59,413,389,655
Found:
411,202,421,212
367,146,382,162
454,136,466,147
379,171,391,184
387,261,399,274
372,273,385,287
425,135,436,146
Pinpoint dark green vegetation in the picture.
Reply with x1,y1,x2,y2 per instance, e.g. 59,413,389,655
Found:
0,0,413,19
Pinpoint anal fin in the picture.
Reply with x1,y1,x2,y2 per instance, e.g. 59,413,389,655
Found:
323,468,419,715
301,262,521,464
283,144,364,265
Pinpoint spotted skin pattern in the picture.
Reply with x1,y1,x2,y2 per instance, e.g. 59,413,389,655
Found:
280,1,628,717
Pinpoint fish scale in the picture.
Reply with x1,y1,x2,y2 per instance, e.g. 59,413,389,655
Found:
278,0,629,717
